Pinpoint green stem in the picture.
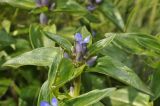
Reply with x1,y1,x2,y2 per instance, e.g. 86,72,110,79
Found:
73,76,81,97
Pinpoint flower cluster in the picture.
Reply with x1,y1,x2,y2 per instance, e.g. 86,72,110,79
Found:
40,98,58,106
68,33,97,67
74,33,90,62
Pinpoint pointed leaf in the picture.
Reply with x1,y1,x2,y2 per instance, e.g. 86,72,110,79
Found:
88,34,115,56
44,32,72,53
105,87,151,106
87,56,153,95
53,58,85,88
64,88,116,106
37,80,53,106
48,50,63,87
29,24,43,48
3,47,61,68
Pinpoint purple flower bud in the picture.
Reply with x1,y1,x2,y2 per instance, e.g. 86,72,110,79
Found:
92,30,96,37
36,0,42,7
82,43,87,55
39,13,48,25
40,101,50,106
95,0,102,4
51,98,58,106
86,56,97,67
87,5,96,11
75,42,82,54
41,0,49,6
64,52,70,58
75,33,83,42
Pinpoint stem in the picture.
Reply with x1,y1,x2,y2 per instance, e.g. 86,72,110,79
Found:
73,76,81,97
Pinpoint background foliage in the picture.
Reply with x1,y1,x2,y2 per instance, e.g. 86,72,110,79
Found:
0,0,160,106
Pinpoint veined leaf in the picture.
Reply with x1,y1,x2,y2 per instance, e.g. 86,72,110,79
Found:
63,88,116,106
37,80,54,106
88,34,115,56
3,47,61,68
29,24,43,48
44,32,72,53
48,50,63,88
104,87,152,106
54,0,87,15
50,58,85,88
87,56,153,95
107,33,160,56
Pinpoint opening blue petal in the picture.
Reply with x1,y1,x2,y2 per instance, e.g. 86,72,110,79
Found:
40,101,50,106
51,98,58,106
75,33,83,41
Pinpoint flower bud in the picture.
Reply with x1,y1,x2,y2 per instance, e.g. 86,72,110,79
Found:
51,98,58,106
86,56,97,67
95,0,102,4
87,5,96,11
35,0,42,7
41,0,49,6
64,52,70,59
39,13,48,25
40,101,50,106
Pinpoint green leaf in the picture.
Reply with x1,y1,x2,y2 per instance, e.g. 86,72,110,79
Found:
48,50,63,87
150,68,160,100
44,32,72,53
0,30,15,50
3,47,61,68
104,87,152,106
84,13,100,23
0,79,12,97
37,80,53,106
2,20,11,33
29,24,43,48
54,0,87,15
0,0,35,9
64,88,116,106
55,59,85,88
88,34,115,56
30,7,48,14
109,33,160,56
99,0,125,31
87,56,153,95
49,57,85,89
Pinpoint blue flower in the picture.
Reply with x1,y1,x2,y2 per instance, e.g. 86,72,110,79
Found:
75,33,90,44
40,98,58,106
40,101,50,106
74,33,90,61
